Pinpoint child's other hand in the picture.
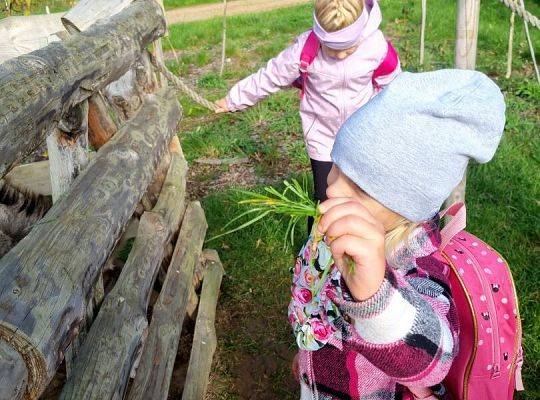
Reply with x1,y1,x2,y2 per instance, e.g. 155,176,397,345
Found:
215,97,229,113
318,198,386,301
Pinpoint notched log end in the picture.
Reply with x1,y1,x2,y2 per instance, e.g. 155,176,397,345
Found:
0,326,47,400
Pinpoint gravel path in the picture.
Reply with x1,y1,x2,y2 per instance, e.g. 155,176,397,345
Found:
165,0,310,24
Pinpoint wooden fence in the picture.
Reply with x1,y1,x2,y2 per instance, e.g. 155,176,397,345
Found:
0,1,222,399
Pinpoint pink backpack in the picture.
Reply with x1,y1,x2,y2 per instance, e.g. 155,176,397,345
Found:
292,31,399,97
407,203,524,400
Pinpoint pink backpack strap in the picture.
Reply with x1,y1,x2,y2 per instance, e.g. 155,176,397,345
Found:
298,31,320,98
372,41,399,87
439,202,467,249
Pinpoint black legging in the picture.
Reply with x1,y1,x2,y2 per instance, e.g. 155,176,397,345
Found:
308,159,333,233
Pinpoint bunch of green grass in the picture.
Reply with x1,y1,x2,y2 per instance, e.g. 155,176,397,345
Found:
208,179,320,248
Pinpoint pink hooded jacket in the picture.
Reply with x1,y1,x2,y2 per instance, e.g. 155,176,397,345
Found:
226,0,401,161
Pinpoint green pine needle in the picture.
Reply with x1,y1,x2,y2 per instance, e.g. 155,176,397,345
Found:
207,178,319,248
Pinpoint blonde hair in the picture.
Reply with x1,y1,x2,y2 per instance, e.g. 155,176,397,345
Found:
384,217,421,258
314,0,364,32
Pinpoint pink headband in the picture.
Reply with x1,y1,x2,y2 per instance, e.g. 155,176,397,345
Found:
312,2,373,50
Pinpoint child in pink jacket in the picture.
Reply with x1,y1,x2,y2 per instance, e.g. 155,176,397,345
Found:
216,0,401,222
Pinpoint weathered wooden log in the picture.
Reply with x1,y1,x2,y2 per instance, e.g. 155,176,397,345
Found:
0,0,166,179
46,100,90,203
128,201,208,400
59,151,188,400
0,88,181,400
61,0,132,34
182,250,224,400
0,13,64,64
88,93,118,150
47,100,91,374
104,50,159,123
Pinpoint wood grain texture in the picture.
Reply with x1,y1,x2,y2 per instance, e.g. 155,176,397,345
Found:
0,87,181,400
128,201,208,400
182,250,224,400
0,0,166,179
59,152,188,400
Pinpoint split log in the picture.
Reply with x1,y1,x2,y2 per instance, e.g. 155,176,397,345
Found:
4,161,51,197
105,51,159,122
0,0,166,179
0,88,181,400
0,13,64,64
46,100,90,203
128,202,208,400
88,93,118,150
59,151,188,400
186,251,211,319
61,0,132,34
182,250,224,400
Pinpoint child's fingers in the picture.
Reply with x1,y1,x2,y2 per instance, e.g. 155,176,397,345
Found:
329,235,386,300
328,235,369,270
318,197,354,213
324,214,384,244
318,200,381,234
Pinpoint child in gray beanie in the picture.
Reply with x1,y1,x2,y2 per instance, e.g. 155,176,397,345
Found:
291,69,505,399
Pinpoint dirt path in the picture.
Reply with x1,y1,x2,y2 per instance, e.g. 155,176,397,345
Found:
165,0,310,25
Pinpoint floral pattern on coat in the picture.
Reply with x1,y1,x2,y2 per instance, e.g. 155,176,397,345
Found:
288,235,344,350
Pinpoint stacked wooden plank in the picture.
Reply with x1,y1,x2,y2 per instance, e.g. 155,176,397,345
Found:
0,1,224,399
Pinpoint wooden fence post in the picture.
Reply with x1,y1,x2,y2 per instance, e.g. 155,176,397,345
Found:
445,0,481,210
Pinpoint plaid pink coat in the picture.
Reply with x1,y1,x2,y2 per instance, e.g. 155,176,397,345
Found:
294,220,459,399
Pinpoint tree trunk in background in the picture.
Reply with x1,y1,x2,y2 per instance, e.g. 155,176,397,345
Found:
445,0,480,210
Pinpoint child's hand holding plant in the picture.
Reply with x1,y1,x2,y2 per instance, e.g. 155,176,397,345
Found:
317,197,386,302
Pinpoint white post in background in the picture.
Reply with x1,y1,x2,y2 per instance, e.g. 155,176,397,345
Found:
444,0,481,211
220,0,228,76
420,0,427,65
506,10,516,78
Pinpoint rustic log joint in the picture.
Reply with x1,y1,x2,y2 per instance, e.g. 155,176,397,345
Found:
0,0,167,179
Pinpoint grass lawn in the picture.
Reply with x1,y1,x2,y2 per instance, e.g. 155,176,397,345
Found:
166,0,539,398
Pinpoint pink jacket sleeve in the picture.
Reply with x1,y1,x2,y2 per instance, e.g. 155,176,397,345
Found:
226,33,307,112
373,40,402,88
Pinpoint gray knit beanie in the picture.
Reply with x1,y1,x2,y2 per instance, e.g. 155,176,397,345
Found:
331,69,506,222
